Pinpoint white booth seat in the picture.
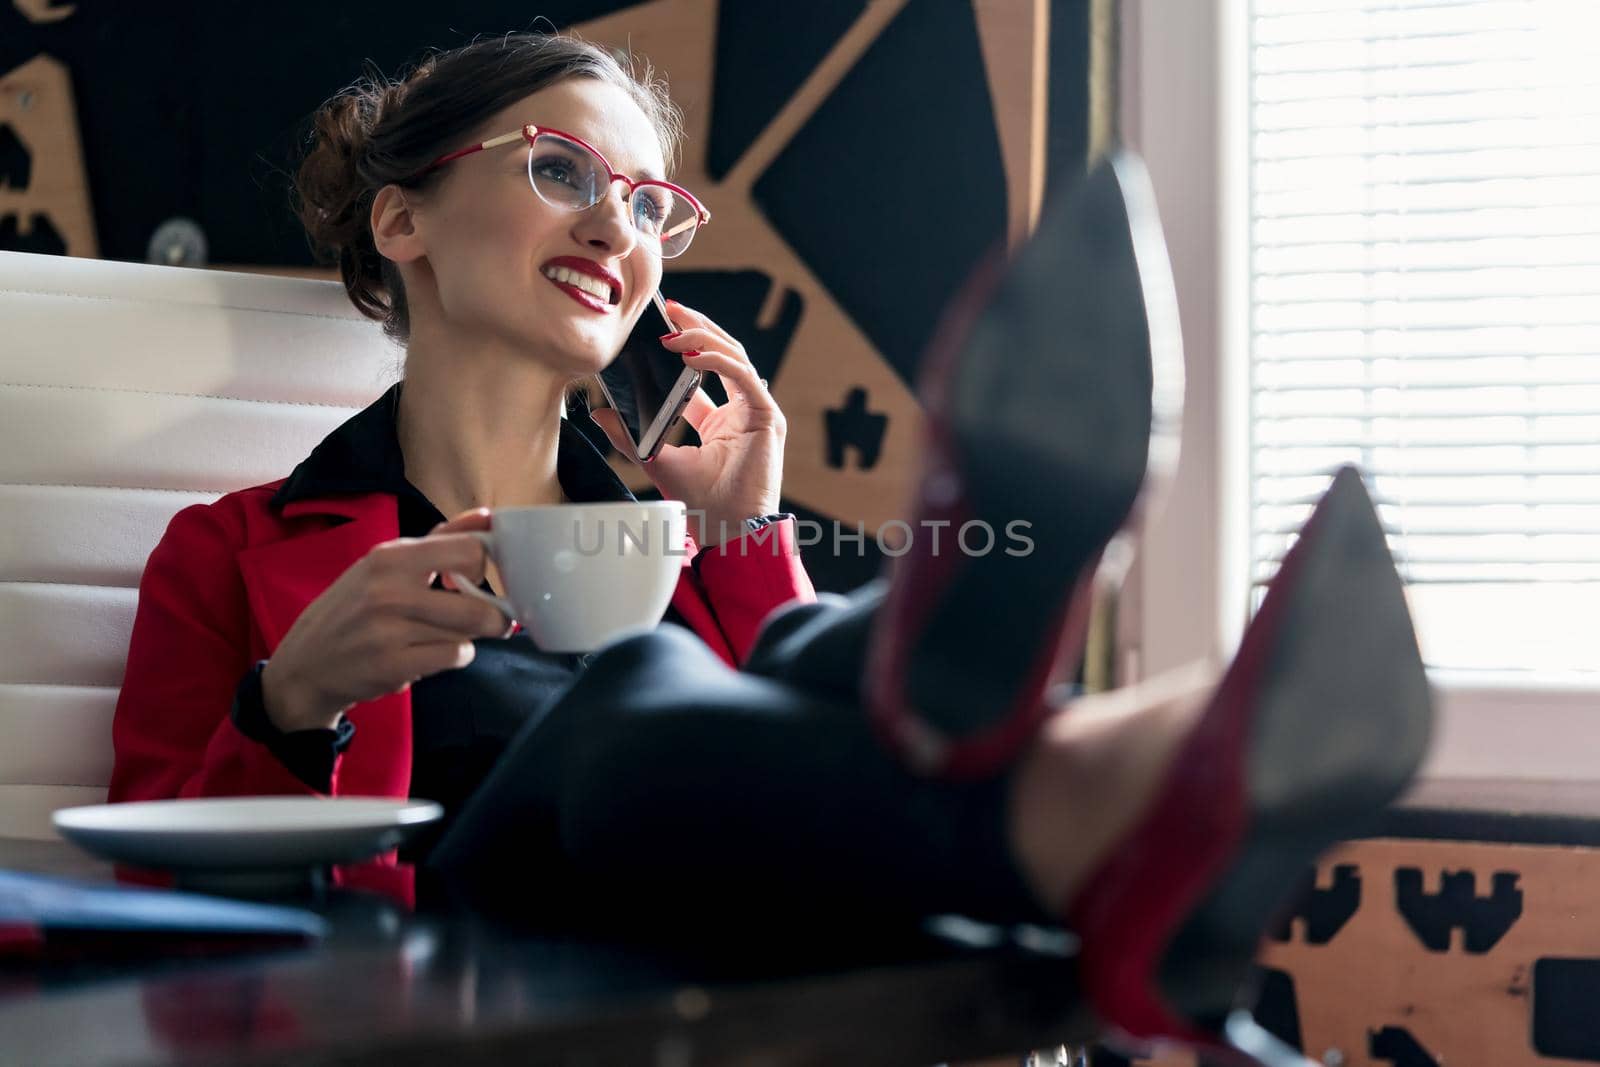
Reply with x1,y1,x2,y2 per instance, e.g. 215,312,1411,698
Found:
0,251,401,839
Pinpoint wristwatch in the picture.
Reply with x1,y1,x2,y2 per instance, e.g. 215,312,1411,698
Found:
743,513,792,534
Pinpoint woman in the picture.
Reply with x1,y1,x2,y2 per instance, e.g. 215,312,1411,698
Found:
109,32,1430,1064
109,37,812,813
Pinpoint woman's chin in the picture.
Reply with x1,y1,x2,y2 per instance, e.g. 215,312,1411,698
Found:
500,321,601,369
536,343,612,381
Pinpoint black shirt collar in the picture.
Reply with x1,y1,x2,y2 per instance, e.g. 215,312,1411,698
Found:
272,381,637,514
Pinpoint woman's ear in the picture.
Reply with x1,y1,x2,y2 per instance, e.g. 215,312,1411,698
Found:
371,185,426,264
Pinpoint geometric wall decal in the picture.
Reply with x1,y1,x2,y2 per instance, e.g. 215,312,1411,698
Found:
1533,957,1600,1061
754,0,1006,391
824,387,888,472
0,54,96,256
13,1,78,24
0,211,63,253
1368,1026,1441,1067
1395,868,1523,954
1257,838,1600,1067
1267,864,1361,946
0,124,31,189
706,0,867,182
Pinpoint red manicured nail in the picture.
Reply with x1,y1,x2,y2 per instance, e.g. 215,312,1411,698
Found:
683,349,702,358
659,331,682,342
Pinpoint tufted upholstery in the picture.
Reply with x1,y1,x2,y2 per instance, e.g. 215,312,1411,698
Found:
0,251,402,839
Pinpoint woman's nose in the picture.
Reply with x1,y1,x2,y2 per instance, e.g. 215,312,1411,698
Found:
574,181,639,253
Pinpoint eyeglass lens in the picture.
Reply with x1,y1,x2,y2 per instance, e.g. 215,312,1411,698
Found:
526,133,699,257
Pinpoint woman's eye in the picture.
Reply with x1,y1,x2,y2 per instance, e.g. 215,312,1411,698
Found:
635,193,669,226
533,159,577,185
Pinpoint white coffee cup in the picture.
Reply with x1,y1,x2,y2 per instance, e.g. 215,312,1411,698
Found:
446,500,688,652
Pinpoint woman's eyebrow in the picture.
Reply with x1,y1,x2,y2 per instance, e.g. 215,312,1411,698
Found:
613,157,664,182
599,146,664,182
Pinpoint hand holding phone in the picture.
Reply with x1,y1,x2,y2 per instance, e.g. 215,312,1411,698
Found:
589,294,787,548
593,290,701,462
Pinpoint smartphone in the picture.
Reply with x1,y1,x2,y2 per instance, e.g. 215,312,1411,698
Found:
593,290,702,462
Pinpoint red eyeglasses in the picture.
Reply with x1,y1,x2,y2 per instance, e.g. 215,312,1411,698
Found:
414,123,710,258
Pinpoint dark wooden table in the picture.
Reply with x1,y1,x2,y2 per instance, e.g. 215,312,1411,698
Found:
0,838,1089,1067
6,778,1590,1067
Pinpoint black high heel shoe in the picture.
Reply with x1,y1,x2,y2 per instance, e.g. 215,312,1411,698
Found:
864,150,1183,780
1066,466,1432,1065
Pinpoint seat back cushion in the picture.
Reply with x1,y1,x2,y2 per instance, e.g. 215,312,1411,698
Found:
0,251,401,838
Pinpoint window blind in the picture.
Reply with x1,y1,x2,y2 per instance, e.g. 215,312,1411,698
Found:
1248,0,1600,676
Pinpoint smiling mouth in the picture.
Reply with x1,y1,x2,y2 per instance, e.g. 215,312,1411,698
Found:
542,265,619,306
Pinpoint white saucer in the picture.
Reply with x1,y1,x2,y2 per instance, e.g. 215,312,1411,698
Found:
52,797,444,872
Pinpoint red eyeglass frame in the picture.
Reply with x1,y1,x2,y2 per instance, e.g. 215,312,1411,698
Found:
413,123,711,247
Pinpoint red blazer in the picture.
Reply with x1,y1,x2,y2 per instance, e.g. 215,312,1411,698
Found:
108,482,816,806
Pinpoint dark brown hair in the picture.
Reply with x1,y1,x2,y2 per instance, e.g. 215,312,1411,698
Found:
292,31,684,345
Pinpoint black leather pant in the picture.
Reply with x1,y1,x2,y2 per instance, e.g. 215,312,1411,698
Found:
425,579,1051,940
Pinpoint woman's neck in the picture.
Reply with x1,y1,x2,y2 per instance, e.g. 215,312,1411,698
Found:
395,344,571,519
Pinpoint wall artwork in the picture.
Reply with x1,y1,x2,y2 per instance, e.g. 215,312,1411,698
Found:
0,0,1071,593
1082,835,1600,1067
0,49,96,257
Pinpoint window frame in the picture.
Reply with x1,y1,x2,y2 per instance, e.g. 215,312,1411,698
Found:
1119,0,1599,781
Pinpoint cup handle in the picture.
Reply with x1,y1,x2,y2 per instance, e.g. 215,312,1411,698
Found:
444,531,517,622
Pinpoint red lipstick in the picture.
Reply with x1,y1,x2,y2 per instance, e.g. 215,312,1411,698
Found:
541,256,622,311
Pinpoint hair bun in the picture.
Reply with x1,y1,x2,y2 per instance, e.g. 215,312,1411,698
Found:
295,83,389,257
295,113,355,260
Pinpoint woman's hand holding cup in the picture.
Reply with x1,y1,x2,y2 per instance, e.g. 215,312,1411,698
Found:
260,508,508,733
445,501,688,654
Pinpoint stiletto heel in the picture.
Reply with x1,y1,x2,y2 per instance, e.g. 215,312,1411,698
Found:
1066,466,1432,1064
864,150,1183,780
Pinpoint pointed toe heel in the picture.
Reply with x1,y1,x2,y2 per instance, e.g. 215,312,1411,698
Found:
1067,466,1433,1064
866,151,1183,780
